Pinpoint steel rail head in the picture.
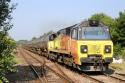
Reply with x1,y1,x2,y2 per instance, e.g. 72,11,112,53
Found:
54,63,75,83
115,73,125,77
103,73,125,82
82,73,104,83
45,65,74,83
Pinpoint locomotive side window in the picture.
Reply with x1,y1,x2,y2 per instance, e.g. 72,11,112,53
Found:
78,28,85,39
71,29,78,39
49,34,57,41
59,29,66,35
66,28,71,36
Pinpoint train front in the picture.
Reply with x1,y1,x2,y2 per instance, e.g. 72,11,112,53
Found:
76,21,113,71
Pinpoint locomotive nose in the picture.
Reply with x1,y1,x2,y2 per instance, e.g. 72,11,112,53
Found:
88,44,101,54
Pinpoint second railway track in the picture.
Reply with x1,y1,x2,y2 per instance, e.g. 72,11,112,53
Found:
19,48,48,83
89,72,125,83
21,48,75,83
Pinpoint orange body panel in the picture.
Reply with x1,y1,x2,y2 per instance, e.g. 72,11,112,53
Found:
70,39,79,64
60,35,70,51
60,35,66,50
60,35,79,64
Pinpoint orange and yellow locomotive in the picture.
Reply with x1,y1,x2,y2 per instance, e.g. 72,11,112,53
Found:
48,20,113,71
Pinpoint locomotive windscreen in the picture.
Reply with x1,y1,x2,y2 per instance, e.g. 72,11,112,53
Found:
78,27,110,40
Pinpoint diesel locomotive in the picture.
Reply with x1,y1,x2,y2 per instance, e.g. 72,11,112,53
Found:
25,20,113,72
47,20,113,71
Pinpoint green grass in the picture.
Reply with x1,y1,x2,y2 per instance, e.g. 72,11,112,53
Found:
0,80,2,83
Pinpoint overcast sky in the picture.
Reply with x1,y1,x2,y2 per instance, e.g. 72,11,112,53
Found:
9,0,125,41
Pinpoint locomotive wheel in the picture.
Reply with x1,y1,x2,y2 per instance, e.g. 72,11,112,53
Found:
73,63,77,68
62,56,73,66
57,55,63,63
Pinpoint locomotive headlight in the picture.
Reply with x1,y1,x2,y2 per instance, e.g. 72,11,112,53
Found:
81,45,88,53
105,45,111,53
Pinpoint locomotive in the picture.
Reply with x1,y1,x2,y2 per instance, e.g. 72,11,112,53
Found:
26,20,113,72
47,20,113,71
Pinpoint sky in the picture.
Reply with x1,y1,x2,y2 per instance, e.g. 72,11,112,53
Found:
9,0,125,41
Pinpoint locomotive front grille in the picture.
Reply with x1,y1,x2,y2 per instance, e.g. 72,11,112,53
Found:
89,44,101,54
88,55,102,59
80,55,102,64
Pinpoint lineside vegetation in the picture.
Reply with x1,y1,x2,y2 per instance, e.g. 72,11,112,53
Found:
0,0,17,82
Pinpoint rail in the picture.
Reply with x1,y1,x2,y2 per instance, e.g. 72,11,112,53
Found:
19,48,47,83
103,73,125,83
23,48,74,83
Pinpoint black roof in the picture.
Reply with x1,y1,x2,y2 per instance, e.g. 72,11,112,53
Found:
56,20,107,35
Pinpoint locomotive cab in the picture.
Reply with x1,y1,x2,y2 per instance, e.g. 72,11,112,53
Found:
74,20,113,71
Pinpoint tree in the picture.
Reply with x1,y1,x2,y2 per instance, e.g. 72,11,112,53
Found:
0,0,17,82
117,11,125,46
32,37,37,41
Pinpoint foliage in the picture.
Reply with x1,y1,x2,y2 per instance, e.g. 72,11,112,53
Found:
0,0,17,82
31,37,37,41
0,35,17,82
116,11,125,46
113,44,123,58
17,40,28,45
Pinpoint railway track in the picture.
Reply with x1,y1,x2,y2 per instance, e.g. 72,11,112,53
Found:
88,72,125,83
81,73,104,83
25,48,106,83
22,48,75,83
54,60,125,83
24,48,125,83
42,53,125,83
54,63,75,83
115,73,125,77
19,48,48,83
29,50,105,83
103,73,125,83
40,51,104,83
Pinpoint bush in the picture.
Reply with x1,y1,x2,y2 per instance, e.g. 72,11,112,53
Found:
0,0,17,82
0,35,17,82
114,44,125,59
114,44,122,58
